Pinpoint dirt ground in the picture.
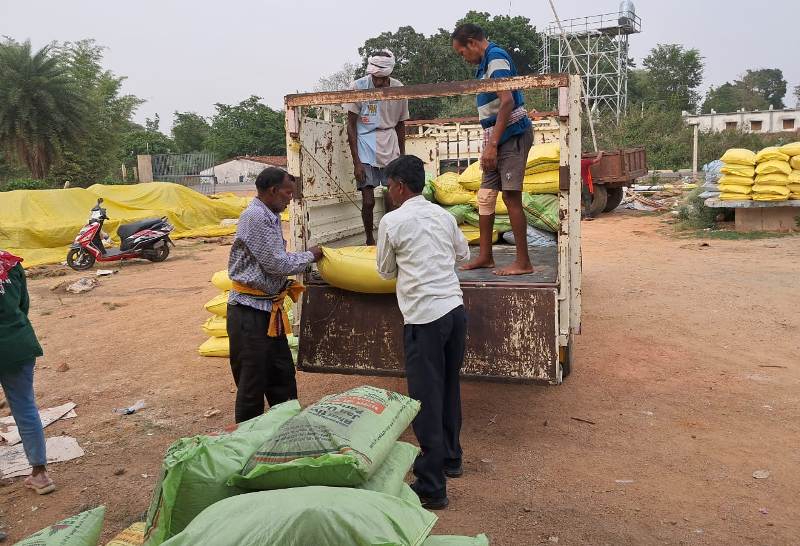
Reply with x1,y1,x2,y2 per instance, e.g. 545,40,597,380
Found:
2,211,799,545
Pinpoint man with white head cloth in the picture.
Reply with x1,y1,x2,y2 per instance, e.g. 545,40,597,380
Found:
345,50,410,246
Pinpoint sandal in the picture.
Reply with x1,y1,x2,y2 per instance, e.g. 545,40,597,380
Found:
25,473,56,495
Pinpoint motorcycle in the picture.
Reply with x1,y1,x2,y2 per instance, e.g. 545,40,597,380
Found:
66,198,175,271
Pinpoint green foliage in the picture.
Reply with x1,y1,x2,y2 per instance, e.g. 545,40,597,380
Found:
0,178,56,192
641,44,704,112
120,122,175,158
677,188,719,229
703,68,787,113
48,40,144,185
172,112,211,153
0,39,88,178
205,96,285,161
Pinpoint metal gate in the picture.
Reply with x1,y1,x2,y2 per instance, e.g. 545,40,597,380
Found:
150,153,217,194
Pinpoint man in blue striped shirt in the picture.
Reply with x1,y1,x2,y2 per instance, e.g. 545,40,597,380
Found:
452,23,534,276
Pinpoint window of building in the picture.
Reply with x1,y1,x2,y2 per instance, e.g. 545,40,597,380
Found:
783,118,796,131
725,121,738,131
750,120,762,132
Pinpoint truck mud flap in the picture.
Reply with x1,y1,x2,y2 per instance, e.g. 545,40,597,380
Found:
298,284,559,383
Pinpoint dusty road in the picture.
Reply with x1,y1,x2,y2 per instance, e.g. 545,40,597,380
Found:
2,212,799,544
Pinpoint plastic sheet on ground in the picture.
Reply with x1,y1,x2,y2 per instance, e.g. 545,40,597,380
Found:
0,435,84,478
0,182,247,268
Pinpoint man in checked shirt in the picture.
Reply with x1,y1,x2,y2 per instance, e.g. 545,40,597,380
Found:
226,167,323,422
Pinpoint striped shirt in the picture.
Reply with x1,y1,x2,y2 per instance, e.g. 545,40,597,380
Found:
476,42,532,145
227,199,314,312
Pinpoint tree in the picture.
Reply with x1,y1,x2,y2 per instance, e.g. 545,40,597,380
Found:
316,62,359,92
794,84,800,107
172,112,210,153
641,44,704,112
455,11,541,74
205,96,285,160
734,68,786,109
48,40,143,184
120,116,174,158
702,83,740,113
0,40,87,178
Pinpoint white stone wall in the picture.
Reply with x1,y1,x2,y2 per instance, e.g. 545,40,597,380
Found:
684,108,800,134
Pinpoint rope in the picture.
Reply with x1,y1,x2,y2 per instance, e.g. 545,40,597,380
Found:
299,143,363,212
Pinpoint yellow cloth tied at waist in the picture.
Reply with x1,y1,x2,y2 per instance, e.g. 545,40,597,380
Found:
231,281,305,337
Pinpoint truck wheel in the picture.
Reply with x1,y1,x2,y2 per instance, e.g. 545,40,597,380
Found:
604,187,624,212
587,185,607,217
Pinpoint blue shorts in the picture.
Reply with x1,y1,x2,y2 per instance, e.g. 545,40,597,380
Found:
359,164,388,190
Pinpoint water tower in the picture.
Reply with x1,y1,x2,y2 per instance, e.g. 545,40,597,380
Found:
541,1,641,121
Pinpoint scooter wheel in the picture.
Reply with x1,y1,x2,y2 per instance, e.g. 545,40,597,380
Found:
145,244,170,262
66,248,96,271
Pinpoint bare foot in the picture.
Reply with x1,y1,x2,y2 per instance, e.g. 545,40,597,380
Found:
459,258,495,271
493,262,535,276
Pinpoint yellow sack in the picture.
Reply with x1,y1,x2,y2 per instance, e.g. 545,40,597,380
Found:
788,184,800,193
718,184,752,195
752,184,791,196
202,315,228,338
789,171,800,183
754,173,789,185
792,156,800,170
753,194,789,202
106,522,145,546
755,160,792,176
204,291,229,317
459,224,499,245
790,194,800,200
527,142,560,168
720,148,757,166
523,170,560,194
719,193,752,201
198,336,229,357
718,175,754,186
755,147,789,163
318,246,396,294
721,164,755,178
779,142,800,156
457,161,482,191
433,172,475,205
211,269,232,291
525,161,559,175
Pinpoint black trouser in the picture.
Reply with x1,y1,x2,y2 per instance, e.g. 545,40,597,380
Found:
404,305,467,499
227,303,297,423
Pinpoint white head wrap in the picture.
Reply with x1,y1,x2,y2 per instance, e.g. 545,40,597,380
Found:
366,49,396,77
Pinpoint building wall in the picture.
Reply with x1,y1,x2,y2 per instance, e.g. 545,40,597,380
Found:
684,108,800,134
201,159,277,185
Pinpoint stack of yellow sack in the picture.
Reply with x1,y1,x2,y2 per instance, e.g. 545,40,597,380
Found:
199,270,233,357
778,142,800,199
752,146,791,202
456,142,560,195
718,148,756,200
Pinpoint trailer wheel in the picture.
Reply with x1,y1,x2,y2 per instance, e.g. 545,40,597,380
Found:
604,187,624,212
587,185,607,218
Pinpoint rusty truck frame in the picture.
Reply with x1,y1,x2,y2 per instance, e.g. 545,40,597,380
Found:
283,74,582,384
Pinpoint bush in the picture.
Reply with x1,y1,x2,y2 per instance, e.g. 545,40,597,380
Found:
0,178,56,192
677,188,719,229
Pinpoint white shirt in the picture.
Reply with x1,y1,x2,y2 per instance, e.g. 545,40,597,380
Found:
377,196,470,325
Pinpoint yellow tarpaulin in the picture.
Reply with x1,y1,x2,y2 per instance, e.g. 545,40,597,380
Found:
0,182,247,267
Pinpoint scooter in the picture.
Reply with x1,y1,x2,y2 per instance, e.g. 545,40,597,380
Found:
66,198,175,271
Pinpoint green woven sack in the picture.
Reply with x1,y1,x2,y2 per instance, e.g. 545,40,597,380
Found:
424,535,490,545
522,193,559,232
359,441,419,497
445,204,475,224
17,506,105,546
161,487,437,546
423,181,436,202
144,400,301,545
464,210,512,233
230,386,420,490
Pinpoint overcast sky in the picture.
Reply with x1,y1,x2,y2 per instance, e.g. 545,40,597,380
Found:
2,0,798,130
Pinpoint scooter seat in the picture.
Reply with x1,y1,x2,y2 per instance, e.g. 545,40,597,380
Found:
117,218,163,242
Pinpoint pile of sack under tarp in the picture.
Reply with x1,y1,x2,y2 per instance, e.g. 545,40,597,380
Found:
198,269,298,359
16,386,489,545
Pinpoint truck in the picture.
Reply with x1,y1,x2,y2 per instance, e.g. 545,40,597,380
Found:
406,117,647,218
283,74,582,384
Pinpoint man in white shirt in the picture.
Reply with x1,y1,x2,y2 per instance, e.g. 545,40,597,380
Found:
346,49,410,245
377,155,470,510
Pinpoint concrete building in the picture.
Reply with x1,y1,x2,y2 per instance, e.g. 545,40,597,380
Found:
683,106,800,134
200,156,287,185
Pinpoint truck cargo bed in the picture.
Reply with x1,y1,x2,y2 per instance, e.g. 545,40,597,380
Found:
457,245,557,285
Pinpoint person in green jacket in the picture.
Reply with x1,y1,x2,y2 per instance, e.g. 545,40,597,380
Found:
0,250,54,494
